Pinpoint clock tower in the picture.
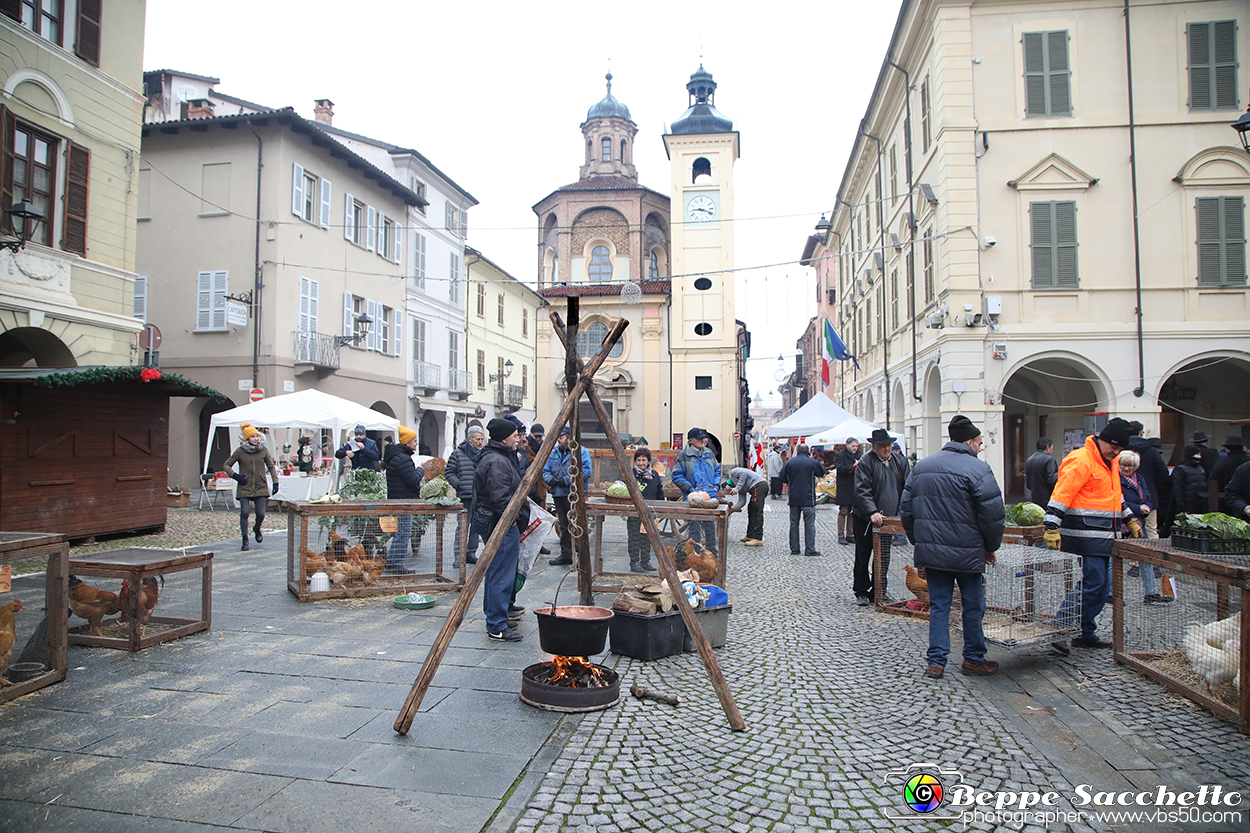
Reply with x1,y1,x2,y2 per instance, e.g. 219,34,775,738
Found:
663,66,742,461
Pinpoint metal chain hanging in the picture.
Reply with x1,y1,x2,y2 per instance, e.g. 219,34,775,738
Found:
565,435,584,543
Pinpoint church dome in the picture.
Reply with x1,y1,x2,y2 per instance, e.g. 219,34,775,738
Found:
586,73,632,121
669,65,733,135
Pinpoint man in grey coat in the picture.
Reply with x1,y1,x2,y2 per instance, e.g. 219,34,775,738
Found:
446,425,485,565
901,415,1005,679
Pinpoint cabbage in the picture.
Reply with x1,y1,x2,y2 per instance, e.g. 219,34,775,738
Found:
606,481,630,497
1176,512,1250,540
1005,502,1045,526
419,476,460,505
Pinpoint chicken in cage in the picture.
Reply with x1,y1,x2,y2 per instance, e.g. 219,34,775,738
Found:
0,533,67,702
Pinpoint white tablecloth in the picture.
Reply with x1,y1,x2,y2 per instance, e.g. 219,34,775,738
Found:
274,474,333,501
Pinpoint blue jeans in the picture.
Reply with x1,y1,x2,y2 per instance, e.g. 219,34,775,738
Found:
1138,562,1160,596
690,518,718,556
483,524,520,633
926,569,987,667
1056,555,1109,639
789,505,816,553
387,514,412,571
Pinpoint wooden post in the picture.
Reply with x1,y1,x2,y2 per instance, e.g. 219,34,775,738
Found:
550,312,746,731
394,317,629,735
563,298,595,606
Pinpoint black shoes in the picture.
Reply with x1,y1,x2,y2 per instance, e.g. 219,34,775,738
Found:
804,551,822,557
539,546,551,555
548,557,573,566
855,595,871,607
254,528,263,543
240,539,250,552
488,627,523,642
1071,635,1113,649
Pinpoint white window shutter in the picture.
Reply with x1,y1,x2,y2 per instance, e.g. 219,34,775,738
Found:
308,278,318,331
133,276,147,320
414,233,426,282
459,209,467,239
344,193,354,241
367,206,376,251
393,224,403,265
393,309,403,357
377,212,386,258
367,299,381,351
344,290,354,339
299,277,310,332
445,201,453,231
320,178,332,229
196,271,211,329
292,163,305,217
212,271,228,329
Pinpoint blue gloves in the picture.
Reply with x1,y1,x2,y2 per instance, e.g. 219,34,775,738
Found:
231,472,248,485
272,482,280,496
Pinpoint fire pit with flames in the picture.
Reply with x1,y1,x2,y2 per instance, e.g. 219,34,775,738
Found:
521,655,620,712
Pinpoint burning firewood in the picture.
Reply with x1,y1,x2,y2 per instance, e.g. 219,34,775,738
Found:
535,656,614,688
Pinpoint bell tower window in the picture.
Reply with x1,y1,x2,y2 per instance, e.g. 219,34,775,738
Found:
601,137,612,162
589,245,612,281
692,157,712,184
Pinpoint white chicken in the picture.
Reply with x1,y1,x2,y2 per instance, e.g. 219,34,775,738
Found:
1182,611,1241,692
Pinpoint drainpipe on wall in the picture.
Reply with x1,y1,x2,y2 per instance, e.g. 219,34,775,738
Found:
1124,0,1146,397
886,59,920,403
464,250,480,430
248,126,263,390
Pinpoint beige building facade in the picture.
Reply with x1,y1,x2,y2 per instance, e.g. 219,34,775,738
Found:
1,2,146,368
465,247,542,429
809,0,1249,493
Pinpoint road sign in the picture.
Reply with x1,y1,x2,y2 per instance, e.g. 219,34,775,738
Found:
138,323,162,351
249,388,264,402
733,432,741,439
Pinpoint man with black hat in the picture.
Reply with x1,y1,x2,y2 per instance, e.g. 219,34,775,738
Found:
671,427,723,557
474,417,531,642
335,424,380,472
1192,430,1219,478
1046,417,1140,655
901,415,1005,678
1211,437,1250,513
852,427,910,606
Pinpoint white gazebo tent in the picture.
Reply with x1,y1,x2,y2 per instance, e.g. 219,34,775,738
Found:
203,390,400,490
767,395,903,450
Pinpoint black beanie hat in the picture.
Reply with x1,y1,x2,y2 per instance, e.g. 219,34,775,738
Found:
1098,417,1132,449
948,414,981,443
488,417,517,442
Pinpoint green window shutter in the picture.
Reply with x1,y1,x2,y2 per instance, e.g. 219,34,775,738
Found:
1024,33,1047,116
1201,197,1247,287
1030,202,1055,288
1225,197,1246,286
1055,201,1078,288
1047,32,1071,116
1213,21,1238,110
1189,23,1213,110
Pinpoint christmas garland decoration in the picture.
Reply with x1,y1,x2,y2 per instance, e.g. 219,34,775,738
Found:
32,366,229,400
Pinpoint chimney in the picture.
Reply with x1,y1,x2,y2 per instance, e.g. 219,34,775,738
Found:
185,97,215,120
314,99,334,125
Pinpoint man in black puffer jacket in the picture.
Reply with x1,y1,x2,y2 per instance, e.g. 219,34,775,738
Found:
901,415,1005,680
384,425,424,573
474,418,531,642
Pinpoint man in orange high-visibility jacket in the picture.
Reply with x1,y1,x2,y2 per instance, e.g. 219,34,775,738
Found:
1047,417,1141,654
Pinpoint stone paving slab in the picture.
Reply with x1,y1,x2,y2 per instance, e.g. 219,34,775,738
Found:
330,743,530,798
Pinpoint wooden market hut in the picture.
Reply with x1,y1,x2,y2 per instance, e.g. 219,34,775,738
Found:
0,367,227,540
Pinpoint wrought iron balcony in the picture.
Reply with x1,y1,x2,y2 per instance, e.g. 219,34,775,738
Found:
412,360,442,391
294,331,341,369
495,384,524,411
448,368,472,398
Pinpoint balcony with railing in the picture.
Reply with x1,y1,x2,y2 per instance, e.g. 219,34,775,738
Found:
448,368,472,399
412,360,441,393
293,331,341,369
495,384,524,412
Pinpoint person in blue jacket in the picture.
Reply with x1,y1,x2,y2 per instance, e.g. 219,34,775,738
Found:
671,427,722,556
542,426,591,566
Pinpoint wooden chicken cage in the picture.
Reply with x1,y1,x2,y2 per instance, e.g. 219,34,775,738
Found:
67,548,213,652
286,500,467,601
1112,538,1250,733
581,498,729,593
0,532,68,703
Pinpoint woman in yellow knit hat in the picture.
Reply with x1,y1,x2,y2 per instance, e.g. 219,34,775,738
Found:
223,423,281,551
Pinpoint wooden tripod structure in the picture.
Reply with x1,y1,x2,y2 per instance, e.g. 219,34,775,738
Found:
395,297,745,733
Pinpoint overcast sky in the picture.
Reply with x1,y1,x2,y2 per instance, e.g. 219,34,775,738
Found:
143,1,902,407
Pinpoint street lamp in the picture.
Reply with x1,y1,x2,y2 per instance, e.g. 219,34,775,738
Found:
334,312,373,347
1,199,45,254
489,358,514,383
1233,103,1250,154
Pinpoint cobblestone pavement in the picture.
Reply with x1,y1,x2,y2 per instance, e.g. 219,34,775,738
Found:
509,504,1250,833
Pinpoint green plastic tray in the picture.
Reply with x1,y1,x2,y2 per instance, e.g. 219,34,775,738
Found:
393,594,436,610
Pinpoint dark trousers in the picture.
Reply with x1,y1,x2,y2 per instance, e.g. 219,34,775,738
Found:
553,495,573,562
852,515,892,598
789,504,816,553
239,496,267,539
746,482,768,540
690,518,718,555
769,476,784,498
455,497,480,564
1057,554,1110,640
626,518,654,570
483,524,520,633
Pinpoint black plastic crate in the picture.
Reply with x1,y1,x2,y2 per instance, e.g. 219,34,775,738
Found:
1171,529,1250,555
610,609,685,661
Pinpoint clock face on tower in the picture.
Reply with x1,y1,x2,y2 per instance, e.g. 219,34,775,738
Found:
687,194,717,223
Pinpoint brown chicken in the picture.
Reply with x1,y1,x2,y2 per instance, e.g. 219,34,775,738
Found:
681,539,719,583
0,599,24,687
119,577,161,638
68,575,122,636
904,566,930,606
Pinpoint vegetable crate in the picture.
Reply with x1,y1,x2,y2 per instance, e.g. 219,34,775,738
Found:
581,498,729,593
876,525,1082,650
67,548,213,652
0,532,67,703
1112,538,1250,733
286,500,467,601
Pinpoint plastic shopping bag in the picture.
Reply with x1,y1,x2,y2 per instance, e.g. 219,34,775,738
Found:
515,498,555,593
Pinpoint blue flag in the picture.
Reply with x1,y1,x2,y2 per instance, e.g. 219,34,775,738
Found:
823,318,859,370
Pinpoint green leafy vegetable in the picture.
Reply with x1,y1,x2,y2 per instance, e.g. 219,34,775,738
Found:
606,481,630,497
1174,512,1250,540
420,476,460,505
1005,502,1045,527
